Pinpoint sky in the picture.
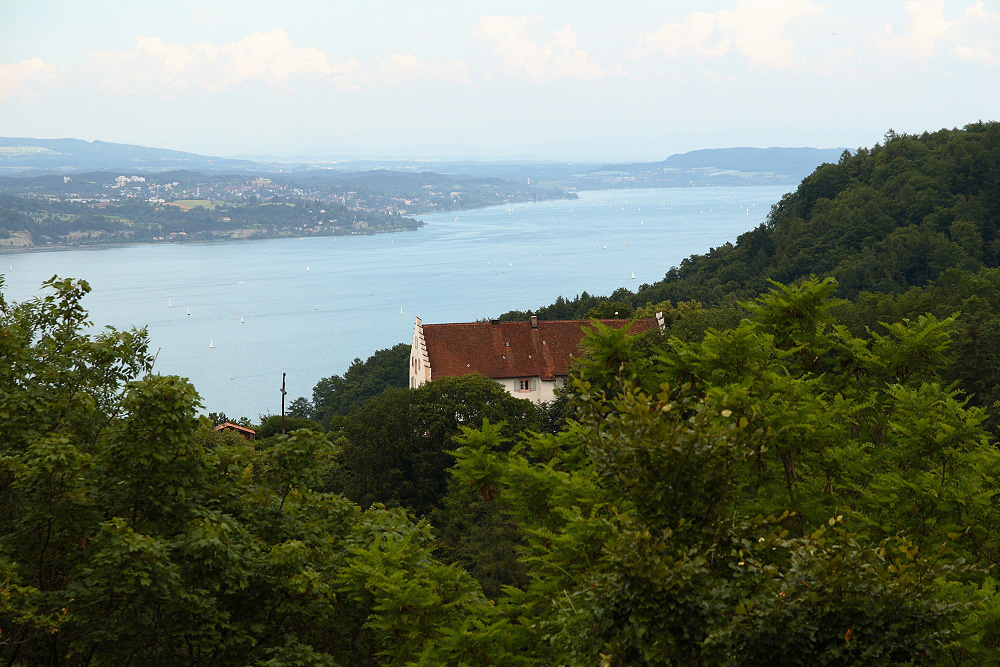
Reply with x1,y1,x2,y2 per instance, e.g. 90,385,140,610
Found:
1,0,998,160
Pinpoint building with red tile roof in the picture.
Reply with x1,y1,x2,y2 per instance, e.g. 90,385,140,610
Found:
410,314,663,402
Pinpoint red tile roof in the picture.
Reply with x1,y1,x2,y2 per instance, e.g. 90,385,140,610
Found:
214,422,256,435
423,319,658,381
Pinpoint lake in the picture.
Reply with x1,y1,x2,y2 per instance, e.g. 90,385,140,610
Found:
1,186,788,418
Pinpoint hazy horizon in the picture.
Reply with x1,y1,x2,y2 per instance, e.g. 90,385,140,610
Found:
0,136,849,167
3,1,997,160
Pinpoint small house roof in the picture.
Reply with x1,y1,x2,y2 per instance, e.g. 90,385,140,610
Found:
422,318,657,382
214,422,256,435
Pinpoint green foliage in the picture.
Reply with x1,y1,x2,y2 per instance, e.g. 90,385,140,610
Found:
0,278,510,665
298,342,411,428
208,411,254,428
451,278,995,662
336,374,539,516
256,414,323,439
832,266,1000,435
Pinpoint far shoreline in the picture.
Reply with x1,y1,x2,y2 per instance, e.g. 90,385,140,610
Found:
0,225,425,255
0,191,583,255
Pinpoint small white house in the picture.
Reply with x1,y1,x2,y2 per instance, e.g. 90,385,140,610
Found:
410,315,661,403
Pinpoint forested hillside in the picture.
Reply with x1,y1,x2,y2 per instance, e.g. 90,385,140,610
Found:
517,123,1000,314
501,123,1000,431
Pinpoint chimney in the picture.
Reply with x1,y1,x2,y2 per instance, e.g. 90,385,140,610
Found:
530,315,538,329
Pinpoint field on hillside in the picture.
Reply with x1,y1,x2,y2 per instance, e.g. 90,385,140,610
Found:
167,199,226,210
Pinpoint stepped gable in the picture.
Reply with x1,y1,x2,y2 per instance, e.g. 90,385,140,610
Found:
421,318,658,381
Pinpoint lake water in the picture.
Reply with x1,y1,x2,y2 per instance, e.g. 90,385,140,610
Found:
1,186,787,419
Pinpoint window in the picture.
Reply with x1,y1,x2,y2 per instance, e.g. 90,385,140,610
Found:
518,378,536,392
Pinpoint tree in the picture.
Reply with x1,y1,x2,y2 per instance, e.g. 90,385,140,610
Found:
336,374,539,516
305,342,411,427
256,413,323,439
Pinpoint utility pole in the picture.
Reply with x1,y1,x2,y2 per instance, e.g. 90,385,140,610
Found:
280,372,287,434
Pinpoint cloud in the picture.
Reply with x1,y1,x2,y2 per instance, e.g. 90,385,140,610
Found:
806,45,864,78
90,29,359,95
876,0,951,64
0,58,58,99
475,15,612,81
876,1,1000,67
89,31,478,95
376,53,472,86
633,0,823,70
954,2,1000,65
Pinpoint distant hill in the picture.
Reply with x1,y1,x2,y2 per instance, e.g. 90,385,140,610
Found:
579,147,847,188
0,138,254,174
0,137,845,186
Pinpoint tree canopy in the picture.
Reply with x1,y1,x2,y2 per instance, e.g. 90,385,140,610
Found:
0,277,513,665
451,278,1000,663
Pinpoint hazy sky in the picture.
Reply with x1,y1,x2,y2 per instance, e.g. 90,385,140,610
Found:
2,0,997,160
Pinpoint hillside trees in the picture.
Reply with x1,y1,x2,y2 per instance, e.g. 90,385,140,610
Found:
0,278,513,665
452,278,999,663
297,342,411,427
5,272,1000,663
334,374,539,516
504,122,1000,321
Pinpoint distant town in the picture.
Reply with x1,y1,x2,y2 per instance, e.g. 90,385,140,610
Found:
0,168,575,248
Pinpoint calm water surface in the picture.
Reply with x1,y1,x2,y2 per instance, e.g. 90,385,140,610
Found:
2,186,787,418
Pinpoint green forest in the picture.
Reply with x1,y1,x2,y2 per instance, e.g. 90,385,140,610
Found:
5,123,1000,664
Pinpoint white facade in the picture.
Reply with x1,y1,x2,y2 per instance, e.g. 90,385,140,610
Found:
494,376,564,403
409,317,431,389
